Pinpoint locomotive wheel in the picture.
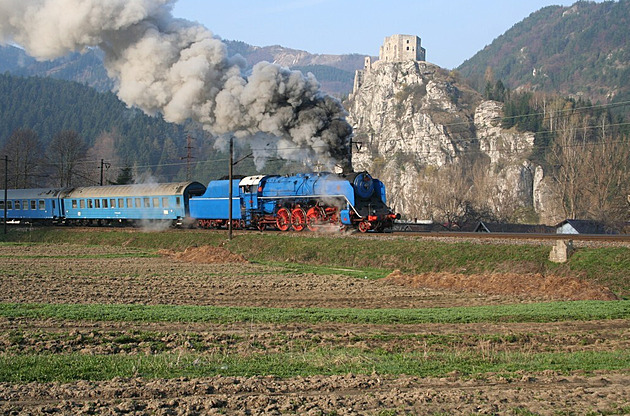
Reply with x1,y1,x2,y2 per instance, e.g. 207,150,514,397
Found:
276,208,291,231
358,220,371,233
291,208,307,232
306,206,324,231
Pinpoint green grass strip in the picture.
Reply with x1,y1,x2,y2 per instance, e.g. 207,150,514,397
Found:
1,349,629,383
1,300,629,324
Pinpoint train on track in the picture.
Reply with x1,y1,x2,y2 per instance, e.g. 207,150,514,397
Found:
0,171,399,233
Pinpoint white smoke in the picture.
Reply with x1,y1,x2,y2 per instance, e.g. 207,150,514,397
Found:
0,0,352,171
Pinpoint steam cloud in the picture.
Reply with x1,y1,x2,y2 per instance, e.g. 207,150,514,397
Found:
0,0,352,171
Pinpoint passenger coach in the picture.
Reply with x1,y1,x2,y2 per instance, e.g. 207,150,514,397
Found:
61,182,206,225
0,188,65,223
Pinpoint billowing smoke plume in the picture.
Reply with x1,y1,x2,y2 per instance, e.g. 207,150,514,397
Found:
0,0,352,171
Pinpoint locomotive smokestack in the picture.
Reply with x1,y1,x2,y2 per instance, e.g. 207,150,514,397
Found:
0,0,352,171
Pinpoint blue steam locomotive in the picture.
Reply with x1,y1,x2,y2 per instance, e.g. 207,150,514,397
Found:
1,171,398,232
190,171,398,232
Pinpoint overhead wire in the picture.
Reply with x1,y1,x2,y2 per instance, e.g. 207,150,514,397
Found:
27,99,630,177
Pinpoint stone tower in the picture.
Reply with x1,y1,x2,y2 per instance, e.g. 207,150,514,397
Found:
379,34,426,62
352,34,426,95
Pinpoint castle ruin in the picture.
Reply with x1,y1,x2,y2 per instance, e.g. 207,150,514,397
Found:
353,34,426,94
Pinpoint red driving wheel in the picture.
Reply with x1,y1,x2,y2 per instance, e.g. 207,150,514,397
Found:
306,206,324,231
291,208,307,232
276,208,291,231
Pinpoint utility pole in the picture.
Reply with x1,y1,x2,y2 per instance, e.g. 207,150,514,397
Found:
99,159,110,186
4,155,8,235
228,136,233,241
180,135,195,181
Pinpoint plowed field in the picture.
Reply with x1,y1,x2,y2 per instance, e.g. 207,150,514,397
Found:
0,241,628,415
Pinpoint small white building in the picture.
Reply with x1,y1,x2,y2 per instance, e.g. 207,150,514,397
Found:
555,219,612,234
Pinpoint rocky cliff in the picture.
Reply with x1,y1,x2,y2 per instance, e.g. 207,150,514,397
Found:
347,60,559,224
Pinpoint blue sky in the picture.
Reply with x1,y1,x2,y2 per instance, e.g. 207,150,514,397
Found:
172,0,596,69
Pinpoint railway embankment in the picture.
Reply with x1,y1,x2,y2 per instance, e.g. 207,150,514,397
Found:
2,227,629,298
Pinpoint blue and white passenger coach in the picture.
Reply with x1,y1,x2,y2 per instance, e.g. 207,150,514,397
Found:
61,182,206,225
0,188,65,223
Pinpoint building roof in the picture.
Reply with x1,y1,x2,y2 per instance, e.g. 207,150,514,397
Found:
475,221,555,234
555,219,616,234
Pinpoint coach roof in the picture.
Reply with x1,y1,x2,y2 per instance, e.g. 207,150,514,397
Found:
61,182,205,199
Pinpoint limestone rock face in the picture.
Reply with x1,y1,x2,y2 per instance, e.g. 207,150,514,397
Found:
347,60,556,223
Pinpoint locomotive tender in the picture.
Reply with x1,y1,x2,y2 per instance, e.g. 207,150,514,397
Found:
1,171,398,232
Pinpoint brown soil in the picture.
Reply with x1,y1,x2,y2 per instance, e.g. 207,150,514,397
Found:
1,242,628,415
384,269,619,301
2,372,629,415
158,245,249,264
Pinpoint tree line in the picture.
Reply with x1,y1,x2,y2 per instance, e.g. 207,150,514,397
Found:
0,73,196,187
0,128,135,188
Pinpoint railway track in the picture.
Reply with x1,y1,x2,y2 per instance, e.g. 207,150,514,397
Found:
5,223,630,245
390,230,630,243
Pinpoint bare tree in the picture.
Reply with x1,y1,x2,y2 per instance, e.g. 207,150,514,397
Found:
418,163,474,228
1,128,44,188
47,130,87,187
86,130,123,185
546,113,586,219
582,119,630,227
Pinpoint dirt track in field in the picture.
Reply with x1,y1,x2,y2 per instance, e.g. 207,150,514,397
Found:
0,242,629,415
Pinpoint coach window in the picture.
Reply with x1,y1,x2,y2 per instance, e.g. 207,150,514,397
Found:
7,201,12,210
95,199,100,208
126,198,132,208
30,200,36,210
80,200,85,209
153,197,159,207
14,200,20,210
23,200,28,209
38,200,45,210
72,200,78,209
119,198,124,208
175,197,181,208
102,199,108,208
143,197,150,208
0,201,3,210
110,199,116,208
135,198,141,208
88,199,93,209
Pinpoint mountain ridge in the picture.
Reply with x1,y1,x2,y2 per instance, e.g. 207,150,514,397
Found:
457,0,630,104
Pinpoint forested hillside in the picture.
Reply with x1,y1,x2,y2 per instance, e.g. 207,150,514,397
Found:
0,73,185,152
458,0,630,107
0,74,179,146
0,47,113,92
0,73,199,186
0,74,310,188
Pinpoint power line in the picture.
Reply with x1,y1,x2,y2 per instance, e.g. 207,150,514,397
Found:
28,99,630,176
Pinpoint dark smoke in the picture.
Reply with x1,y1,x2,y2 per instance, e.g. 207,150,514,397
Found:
0,0,352,171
